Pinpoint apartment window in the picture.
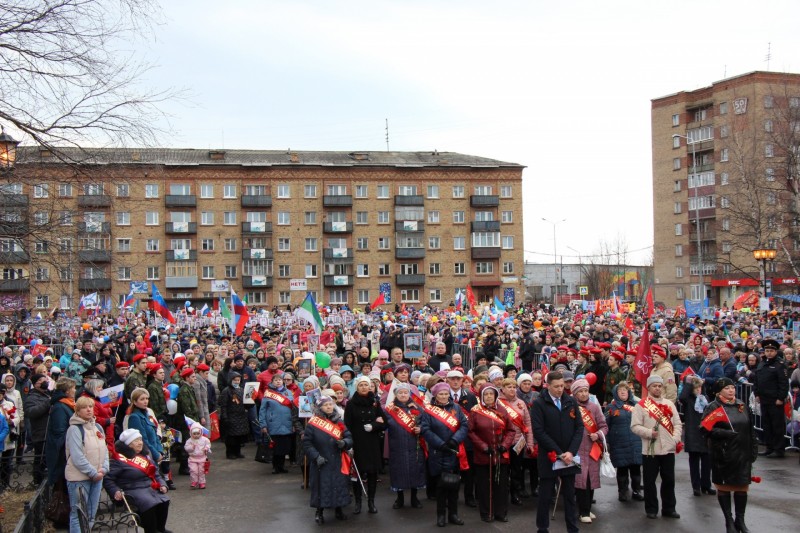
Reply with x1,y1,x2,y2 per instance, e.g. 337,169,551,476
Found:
474,185,493,195
719,102,728,115
223,184,236,198
672,136,681,149
356,237,368,250
497,185,511,198
378,237,390,250
357,264,369,277
428,236,440,249
223,211,236,225
356,211,368,224
116,238,131,252
674,180,681,192
112,211,129,226
357,289,369,304
722,217,730,231
472,232,500,247
304,184,317,198
225,265,237,278
429,262,441,275
722,241,733,253
720,148,729,162
145,211,159,225
503,262,514,274
454,262,465,275
327,185,347,196
57,267,72,281
378,264,390,276
115,266,130,281
453,236,465,250
201,239,214,251
675,224,682,236
672,114,679,126
224,238,237,251
169,184,190,195
146,266,160,280
197,184,213,198
476,262,494,274
676,266,683,278
196,211,212,226
721,196,730,208
719,172,729,185
57,211,72,226
452,185,465,198
764,168,775,182
765,144,774,157
676,287,685,299
427,185,439,199
791,97,800,108
305,238,317,251
673,157,681,170
674,202,682,214
766,191,777,205
764,95,774,108
35,295,49,309
146,239,160,252
452,211,465,224
33,184,49,198
427,210,440,224
675,244,683,256
277,184,290,198
279,291,290,304
688,171,714,187
502,236,514,249
376,185,389,199
33,211,49,225
58,183,72,197
278,238,290,251
329,290,348,304
58,238,73,253
305,264,318,278
377,211,390,224
763,119,774,133
720,125,729,138
400,289,419,303
398,185,417,196
34,267,49,281
277,212,290,225
355,185,368,198
429,289,442,302
688,195,716,210
475,211,494,222
145,184,159,198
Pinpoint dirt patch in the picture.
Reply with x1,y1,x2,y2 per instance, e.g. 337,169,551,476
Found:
0,488,55,533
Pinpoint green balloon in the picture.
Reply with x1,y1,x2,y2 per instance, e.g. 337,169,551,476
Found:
315,351,331,369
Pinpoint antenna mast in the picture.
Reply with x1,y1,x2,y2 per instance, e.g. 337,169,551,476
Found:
385,119,390,151
765,42,771,70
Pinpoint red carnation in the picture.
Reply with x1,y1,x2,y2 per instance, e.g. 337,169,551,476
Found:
547,451,558,463
751,476,761,483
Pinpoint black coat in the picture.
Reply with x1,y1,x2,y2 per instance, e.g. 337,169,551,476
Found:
103,443,169,513
753,357,789,401
700,399,758,486
218,386,250,437
302,412,353,509
385,399,426,490
531,392,583,479
679,382,709,454
45,390,73,485
419,400,469,477
344,392,385,474
23,388,51,443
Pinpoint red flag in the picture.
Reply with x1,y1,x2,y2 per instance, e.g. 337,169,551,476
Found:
401,303,406,313
340,450,352,475
645,287,655,318
470,304,480,317
623,316,634,335
594,300,601,316
634,326,653,399
700,406,727,431
251,331,264,345
370,292,386,309
679,366,696,383
209,411,221,441
466,284,477,308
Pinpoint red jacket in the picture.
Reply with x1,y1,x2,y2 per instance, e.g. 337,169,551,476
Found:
468,403,516,465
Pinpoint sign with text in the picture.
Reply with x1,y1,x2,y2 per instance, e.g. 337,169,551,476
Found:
210,280,230,292
290,279,307,291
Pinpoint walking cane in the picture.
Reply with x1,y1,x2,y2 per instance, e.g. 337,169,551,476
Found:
350,451,368,496
551,477,562,519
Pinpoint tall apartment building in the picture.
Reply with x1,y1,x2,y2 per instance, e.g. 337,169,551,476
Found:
652,71,800,308
0,148,525,312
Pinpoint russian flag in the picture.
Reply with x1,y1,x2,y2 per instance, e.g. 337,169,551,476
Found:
184,415,210,437
122,288,136,309
231,287,249,336
454,289,463,309
151,283,176,324
199,303,210,317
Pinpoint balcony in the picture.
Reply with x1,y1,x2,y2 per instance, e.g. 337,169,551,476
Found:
242,275,273,288
323,248,354,262
324,275,354,287
396,274,426,286
77,222,111,233
689,229,717,241
470,195,499,207
395,247,426,259
165,222,197,234
77,195,112,208
471,220,501,232
1,194,28,207
690,254,718,263
241,195,272,208
241,221,272,234
323,195,353,207
0,279,29,291
395,220,425,232
0,251,29,263
79,278,112,291
165,195,197,208
165,276,198,289
242,248,274,260
78,250,112,263
687,140,714,153
0,222,28,236
323,221,353,233
166,249,198,261
471,247,501,259
394,195,424,206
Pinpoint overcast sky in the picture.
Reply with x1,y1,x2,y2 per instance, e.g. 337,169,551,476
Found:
138,0,800,266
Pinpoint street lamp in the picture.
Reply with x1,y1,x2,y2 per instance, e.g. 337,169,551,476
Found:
753,247,777,298
673,133,705,303
542,217,566,305
0,127,20,169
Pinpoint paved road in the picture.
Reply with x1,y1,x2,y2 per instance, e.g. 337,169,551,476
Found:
166,442,800,532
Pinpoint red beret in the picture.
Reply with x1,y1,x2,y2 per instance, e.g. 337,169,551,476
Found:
589,347,602,354
180,367,195,379
133,354,147,363
557,345,569,351
610,351,625,361
196,363,210,372
651,344,666,356
596,342,611,349
115,361,130,369
147,363,162,375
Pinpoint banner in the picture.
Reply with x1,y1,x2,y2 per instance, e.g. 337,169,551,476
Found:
379,282,392,303
211,280,230,292
290,279,307,291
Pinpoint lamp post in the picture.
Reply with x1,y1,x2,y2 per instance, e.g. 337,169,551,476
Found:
753,247,777,298
0,127,19,169
542,217,566,305
673,133,705,303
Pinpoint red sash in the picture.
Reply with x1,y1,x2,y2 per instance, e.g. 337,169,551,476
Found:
638,397,675,434
578,406,603,461
385,403,417,435
622,404,633,412
498,398,528,434
409,388,426,408
423,404,469,470
470,404,506,431
116,453,161,490
262,388,292,408
308,416,352,475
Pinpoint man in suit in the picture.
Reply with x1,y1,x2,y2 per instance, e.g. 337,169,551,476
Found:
531,371,583,533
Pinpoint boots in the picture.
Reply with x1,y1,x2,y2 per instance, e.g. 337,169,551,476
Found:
315,508,324,525
448,488,463,525
617,472,629,501
410,489,422,509
367,475,378,513
733,492,750,533
631,473,644,501
335,507,347,521
393,491,404,509
368,500,378,514
352,482,362,514
437,488,447,527
718,492,736,533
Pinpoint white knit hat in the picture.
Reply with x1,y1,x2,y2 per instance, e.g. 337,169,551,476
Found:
119,428,142,445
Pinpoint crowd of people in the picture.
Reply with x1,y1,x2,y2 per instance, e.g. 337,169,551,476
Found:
0,300,798,532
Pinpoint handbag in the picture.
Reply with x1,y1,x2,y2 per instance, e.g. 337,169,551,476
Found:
255,437,273,464
598,433,616,478
439,471,461,490
45,479,72,526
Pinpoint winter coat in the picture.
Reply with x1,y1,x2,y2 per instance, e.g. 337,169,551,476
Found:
698,358,724,396
574,399,608,490
45,390,75,485
499,396,534,450
530,392,584,479
344,391,385,474
700,399,758,486
419,399,469,477
587,360,608,399
184,427,211,464
468,401,516,466
218,386,250,437
302,411,353,509
604,385,641,467
14,364,31,397
23,387,51,443
146,379,168,421
206,379,217,414
2,373,23,428
175,379,198,440
65,414,109,482
630,396,682,456
103,441,169,513
678,381,708,454
603,366,627,405
0,411,8,452
191,375,210,430
258,385,295,436
385,399,426,490
127,408,164,461
753,357,789,401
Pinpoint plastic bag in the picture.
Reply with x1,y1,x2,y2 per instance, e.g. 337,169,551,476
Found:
599,433,616,478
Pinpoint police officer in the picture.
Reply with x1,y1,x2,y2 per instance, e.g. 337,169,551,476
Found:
518,321,536,373
483,325,500,362
753,339,789,458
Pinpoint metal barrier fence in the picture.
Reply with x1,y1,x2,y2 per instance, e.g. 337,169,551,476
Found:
10,482,51,533
4,344,66,358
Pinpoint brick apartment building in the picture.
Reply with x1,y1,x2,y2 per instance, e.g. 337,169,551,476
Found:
652,71,800,308
0,147,525,311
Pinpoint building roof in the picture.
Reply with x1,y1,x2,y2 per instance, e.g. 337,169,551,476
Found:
651,70,800,105
16,146,524,169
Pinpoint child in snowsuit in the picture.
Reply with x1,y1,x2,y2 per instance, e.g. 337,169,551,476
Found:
183,422,211,488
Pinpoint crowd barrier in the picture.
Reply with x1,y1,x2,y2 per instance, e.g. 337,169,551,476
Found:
4,344,66,358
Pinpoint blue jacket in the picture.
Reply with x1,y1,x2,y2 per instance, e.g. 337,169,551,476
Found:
720,358,738,381
671,358,691,375
604,385,642,467
45,390,75,485
0,411,9,452
258,386,294,436
698,357,724,392
126,408,164,461
419,399,468,477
